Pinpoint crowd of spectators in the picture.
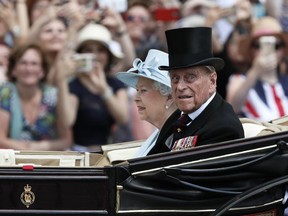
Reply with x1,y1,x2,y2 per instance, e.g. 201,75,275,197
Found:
0,0,287,151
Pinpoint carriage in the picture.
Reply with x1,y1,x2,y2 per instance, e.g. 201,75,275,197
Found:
0,118,288,216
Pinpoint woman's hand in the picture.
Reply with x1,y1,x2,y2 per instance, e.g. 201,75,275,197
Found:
56,0,85,29
250,51,278,78
54,51,77,85
0,1,19,35
88,62,110,95
100,8,127,37
28,140,50,151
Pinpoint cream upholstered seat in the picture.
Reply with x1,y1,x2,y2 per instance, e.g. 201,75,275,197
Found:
240,117,288,138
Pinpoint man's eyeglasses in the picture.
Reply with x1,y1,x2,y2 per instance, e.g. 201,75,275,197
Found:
126,15,148,23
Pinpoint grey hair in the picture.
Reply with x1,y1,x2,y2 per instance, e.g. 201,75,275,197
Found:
204,66,216,73
152,81,172,96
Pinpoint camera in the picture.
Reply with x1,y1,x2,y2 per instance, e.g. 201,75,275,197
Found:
72,53,95,73
259,36,276,55
98,0,128,13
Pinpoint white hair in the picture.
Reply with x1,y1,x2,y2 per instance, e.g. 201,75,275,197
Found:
205,66,215,73
152,81,172,96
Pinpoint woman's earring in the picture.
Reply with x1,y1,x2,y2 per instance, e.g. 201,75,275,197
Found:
165,105,169,109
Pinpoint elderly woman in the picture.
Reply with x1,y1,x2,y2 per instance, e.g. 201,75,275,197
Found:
116,49,177,157
0,43,72,150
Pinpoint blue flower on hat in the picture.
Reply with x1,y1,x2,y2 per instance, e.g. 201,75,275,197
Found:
115,49,171,89
128,57,159,76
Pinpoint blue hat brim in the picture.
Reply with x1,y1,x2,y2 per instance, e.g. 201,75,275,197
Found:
116,70,171,89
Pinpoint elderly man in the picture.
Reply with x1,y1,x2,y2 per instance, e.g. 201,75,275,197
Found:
147,27,244,155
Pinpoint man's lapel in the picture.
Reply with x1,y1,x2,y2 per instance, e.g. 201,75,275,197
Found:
147,110,181,155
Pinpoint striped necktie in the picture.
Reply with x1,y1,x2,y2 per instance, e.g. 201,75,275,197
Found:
174,114,191,133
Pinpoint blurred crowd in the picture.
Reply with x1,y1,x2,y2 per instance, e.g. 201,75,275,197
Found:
0,0,287,151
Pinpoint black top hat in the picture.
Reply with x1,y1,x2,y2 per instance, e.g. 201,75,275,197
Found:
159,27,224,71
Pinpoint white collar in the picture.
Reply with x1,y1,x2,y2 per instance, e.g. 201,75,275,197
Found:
187,92,216,121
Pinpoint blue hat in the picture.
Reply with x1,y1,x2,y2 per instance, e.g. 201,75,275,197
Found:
116,49,171,89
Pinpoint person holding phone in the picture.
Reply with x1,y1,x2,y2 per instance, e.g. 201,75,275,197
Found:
124,1,163,61
226,16,288,122
56,23,129,151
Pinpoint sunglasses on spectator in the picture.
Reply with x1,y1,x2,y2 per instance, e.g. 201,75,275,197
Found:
126,15,148,23
251,41,285,50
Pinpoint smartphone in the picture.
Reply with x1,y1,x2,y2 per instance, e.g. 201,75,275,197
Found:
72,53,95,73
259,36,276,55
153,8,180,22
98,0,128,13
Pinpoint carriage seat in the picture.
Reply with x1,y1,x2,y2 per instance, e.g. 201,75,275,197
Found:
240,117,288,138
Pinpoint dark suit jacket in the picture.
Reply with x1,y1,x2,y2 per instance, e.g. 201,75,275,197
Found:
147,93,244,155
